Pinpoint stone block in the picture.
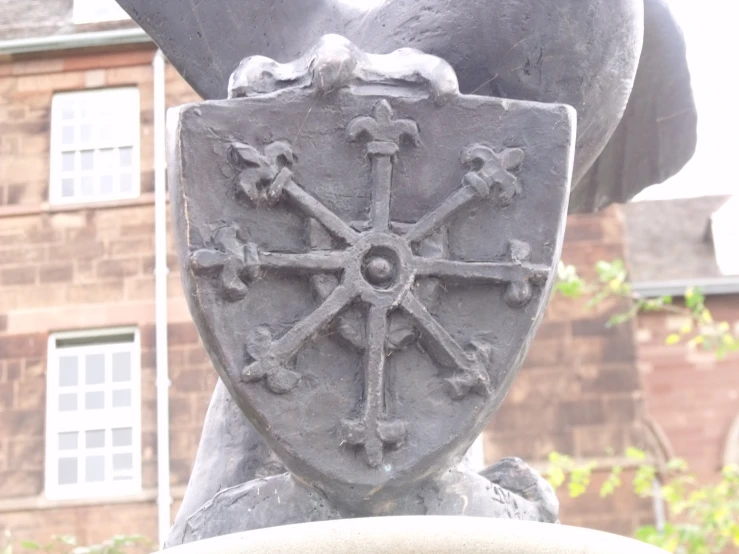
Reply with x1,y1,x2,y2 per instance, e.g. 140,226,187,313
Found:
97,257,141,279
557,399,606,428
7,437,44,471
582,368,640,395
0,469,43,498
0,333,46,359
38,263,73,284
0,409,44,439
0,266,36,286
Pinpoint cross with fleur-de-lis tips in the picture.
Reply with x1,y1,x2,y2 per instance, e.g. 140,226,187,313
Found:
190,224,255,301
193,101,548,468
461,144,525,205
404,143,526,246
348,100,420,230
229,140,295,205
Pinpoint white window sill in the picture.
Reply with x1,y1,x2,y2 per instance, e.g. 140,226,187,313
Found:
0,486,185,514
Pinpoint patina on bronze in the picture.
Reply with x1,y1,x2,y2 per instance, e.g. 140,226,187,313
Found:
167,35,573,544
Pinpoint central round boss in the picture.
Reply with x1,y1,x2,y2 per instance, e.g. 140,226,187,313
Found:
361,246,400,288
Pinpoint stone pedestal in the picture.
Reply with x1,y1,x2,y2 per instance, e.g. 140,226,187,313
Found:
159,517,668,554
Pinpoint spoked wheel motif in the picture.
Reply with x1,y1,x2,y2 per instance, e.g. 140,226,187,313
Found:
190,100,549,467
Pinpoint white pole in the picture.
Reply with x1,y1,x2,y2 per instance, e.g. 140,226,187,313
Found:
466,435,487,472
152,48,172,548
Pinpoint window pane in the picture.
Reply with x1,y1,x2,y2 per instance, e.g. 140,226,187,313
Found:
112,389,131,408
62,126,75,146
119,147,133,167
112,427,132,447
100,175,114,195
58,457,78,485
99,122,114,143
61,178,75,198
58,432,78,450
59,393,77,412
119,173,133,193
100,148,115,165
112,352,131,382
59,356,78,386
61,152,75,172
85,430,105,449
61,105,75,121
80,124,93,144
85,353,105,385
80,150,94,170
85,455,105,482
113,453,133,471
81,176,94,196
85,391,104,410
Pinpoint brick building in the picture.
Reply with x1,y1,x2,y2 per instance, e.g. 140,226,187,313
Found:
0,1,736,550
624,196,739,481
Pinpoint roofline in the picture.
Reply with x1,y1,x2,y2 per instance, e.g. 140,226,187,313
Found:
632,277,739,297
0,27,151,56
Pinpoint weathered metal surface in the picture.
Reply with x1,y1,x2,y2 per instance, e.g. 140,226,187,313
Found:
166,37,573,542
118,0,695,212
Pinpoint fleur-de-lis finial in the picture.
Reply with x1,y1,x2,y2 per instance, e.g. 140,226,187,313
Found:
461,144,525,205
229,140,295,204
189,224,251,301
347,100,420,151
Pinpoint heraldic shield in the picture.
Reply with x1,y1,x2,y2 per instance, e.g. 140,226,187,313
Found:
169,36,576,505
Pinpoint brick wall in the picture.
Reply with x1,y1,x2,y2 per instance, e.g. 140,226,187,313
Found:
638,294,739,479
0,46,211,549
1,45,657,548
483,207,655,533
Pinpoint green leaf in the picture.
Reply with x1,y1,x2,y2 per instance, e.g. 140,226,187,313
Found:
666,458,689,473
19,542,40,550
545,467,566,489
685,287,706,311
569,481,587,498
626,447,646,461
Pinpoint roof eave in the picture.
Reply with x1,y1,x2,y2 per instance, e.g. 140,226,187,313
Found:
632,277,739,298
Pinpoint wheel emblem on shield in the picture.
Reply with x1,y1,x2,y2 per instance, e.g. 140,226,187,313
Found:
170,35,575,498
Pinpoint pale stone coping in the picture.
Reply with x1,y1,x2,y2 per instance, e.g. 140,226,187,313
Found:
0,486,186,514
0,193,156,219
159,516,668,554
5,297,192,334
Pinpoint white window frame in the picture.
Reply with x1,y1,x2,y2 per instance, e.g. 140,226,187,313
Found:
73,0,130,24
49,87,141,205
45,327,142,501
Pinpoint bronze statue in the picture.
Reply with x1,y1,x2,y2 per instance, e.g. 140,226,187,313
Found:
115,0,696,546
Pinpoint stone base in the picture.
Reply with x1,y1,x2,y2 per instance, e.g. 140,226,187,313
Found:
158,516,667,553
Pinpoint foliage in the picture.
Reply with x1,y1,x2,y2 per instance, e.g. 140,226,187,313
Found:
1,533,146,554
546,449,739,554
552,259,739,552
555,260,739,359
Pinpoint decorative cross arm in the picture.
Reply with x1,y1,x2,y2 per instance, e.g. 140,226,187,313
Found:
404,144,525,244
348,100,420,231
189,224,249,300
242,284,358,394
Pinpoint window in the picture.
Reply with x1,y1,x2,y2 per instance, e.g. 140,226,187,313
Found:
73,0,130,24
49,88,140,205
45,328,141,500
